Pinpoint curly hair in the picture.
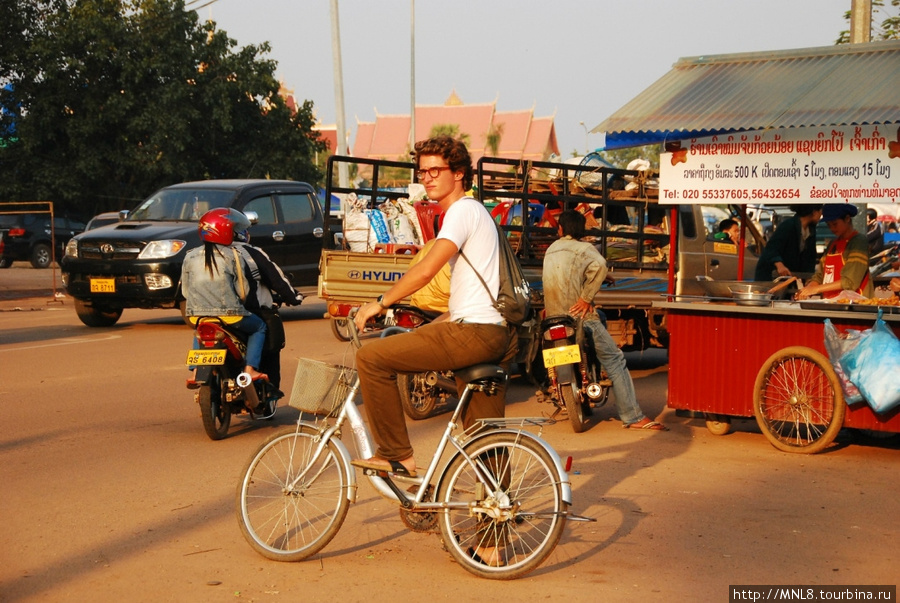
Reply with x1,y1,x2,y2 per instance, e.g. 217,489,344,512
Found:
412,136,474,191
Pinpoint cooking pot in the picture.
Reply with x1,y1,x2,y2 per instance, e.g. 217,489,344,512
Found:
732,289,774,307
696,276,793,299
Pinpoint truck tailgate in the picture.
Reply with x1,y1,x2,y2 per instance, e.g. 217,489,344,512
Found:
318,250,415,304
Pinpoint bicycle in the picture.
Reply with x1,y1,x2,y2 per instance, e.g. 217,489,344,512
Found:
235,319,583,579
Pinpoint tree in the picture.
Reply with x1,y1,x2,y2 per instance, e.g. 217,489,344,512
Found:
0,0,324,216
837,0,900,43
597,144,661,170
428,123,470,148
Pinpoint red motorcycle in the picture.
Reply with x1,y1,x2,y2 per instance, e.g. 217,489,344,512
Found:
187,317,280,440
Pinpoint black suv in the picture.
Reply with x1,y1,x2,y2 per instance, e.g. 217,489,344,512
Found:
0,212,86,268
62,179,331,327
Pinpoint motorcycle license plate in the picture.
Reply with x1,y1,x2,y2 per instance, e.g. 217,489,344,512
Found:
186,349,227,366
542,344,581,368
90,278,116,293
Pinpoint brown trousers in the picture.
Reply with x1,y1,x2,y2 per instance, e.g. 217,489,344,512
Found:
355,320,517,460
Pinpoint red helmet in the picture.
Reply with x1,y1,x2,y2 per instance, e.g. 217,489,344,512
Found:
198,208,250,245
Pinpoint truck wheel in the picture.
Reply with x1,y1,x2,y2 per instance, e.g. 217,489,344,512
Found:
31,243,52,268
74,298,122,327
330,318,352,342
0,258,11,268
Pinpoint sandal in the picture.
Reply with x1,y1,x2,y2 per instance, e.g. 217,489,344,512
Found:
351,457,417,478
624,419,668,431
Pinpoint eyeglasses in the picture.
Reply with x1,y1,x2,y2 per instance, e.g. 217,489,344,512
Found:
416,166,452,180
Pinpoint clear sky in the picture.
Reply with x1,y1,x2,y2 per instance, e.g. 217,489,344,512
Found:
193,0,852,156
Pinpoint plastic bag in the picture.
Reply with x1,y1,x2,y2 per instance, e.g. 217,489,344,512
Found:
822,319,864,405
365,208,392,245
839,310,900,414
343,193,372,252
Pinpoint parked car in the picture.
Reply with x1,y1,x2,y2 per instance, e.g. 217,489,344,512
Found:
0,212,86,268
85,211,125,230
61,179,336,327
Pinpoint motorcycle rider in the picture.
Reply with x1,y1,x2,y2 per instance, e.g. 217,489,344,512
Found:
182,208,302,404
542,209,667,430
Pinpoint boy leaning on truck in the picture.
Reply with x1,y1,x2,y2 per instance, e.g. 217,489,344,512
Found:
543,209,667,431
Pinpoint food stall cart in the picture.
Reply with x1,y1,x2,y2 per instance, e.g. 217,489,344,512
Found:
589,41,900,453
658,299,900,453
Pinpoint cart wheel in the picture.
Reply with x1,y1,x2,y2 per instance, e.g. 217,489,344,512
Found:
753,346,845,454
705,414,731,436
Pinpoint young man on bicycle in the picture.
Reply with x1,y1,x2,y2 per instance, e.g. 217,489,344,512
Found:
351,136,517,478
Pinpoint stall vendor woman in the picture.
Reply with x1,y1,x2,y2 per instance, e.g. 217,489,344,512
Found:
796,204,874,300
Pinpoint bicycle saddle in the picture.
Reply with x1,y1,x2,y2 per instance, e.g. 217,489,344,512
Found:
454,364,506,385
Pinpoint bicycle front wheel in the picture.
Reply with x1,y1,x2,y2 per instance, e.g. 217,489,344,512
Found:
236,425,350,561
437,433,567,580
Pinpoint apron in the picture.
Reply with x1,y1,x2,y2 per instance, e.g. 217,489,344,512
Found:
821,233,869,299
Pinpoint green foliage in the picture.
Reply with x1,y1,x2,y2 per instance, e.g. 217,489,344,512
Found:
597,144,661,170
0,0,324,216
837,0,900,43
428,123,471,147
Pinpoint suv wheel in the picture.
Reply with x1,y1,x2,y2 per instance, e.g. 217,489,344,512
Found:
74,298,123,327
30,243,52,269
0,258,11,269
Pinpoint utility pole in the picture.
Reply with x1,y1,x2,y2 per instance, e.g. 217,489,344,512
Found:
330,0,349,188
410,0,416,153
850,0,871,233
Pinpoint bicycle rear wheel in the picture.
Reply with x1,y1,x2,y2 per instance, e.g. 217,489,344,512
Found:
236,425,350,561
436,433,567,579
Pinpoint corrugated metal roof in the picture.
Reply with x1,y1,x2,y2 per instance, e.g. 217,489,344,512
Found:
594,40,900,149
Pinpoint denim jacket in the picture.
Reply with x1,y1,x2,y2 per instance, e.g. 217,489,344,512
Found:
181,243,250,317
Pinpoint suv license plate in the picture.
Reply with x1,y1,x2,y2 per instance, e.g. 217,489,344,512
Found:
90,278,116,293
542,344,581,368
186,350,227,366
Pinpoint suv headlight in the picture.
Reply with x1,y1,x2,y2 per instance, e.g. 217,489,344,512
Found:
64,239,79,258
138,240,186,259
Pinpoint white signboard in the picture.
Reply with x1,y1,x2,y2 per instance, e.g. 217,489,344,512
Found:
659,125,900,205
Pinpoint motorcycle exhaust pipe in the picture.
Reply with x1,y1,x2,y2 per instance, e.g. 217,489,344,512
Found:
236,372,261,408
423,371,457,393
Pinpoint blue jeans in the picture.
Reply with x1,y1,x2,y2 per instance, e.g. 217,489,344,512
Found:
191,314,267,371
584,317,645,425
232,314,267,371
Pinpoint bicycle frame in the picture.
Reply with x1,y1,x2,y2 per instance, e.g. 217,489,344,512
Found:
285,372,573,512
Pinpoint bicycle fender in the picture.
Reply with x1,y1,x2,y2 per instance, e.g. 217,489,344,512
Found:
436,429,572,505
297,420,359,504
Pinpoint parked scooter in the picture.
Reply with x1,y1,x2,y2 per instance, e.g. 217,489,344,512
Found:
536,315,611,433
187,317,281,440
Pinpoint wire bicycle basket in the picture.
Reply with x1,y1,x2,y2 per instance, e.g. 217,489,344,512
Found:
288,358,357,417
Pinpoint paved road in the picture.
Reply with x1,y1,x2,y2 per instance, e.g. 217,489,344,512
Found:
1,278,897,602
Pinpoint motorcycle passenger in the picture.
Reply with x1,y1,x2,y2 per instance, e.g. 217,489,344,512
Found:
182,208,268,387
232,229,305,394
542,209,667,431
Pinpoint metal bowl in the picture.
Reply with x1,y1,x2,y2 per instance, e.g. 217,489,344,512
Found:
732,289,773,306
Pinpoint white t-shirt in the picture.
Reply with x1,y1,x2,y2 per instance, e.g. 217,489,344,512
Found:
437,196,503,324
